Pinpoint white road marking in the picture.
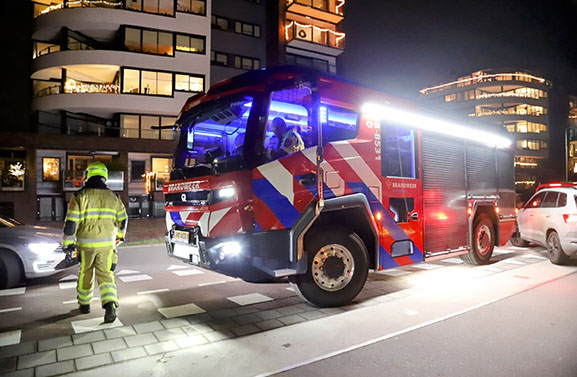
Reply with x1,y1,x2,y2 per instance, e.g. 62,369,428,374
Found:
157,303,206,319
198,281,227,287
59,274,78,281
0,287,26,296
286,287,295,292
63,298,99,305
71,317,123,334
172,269,204,277
59,282,77,290
401,308,419,316
227,293,273,306
0,330,21,347
476,265,502,272
498,258,526,265
518,253,546,259
137,289,170,295
411,263,444,270
168,265,189,270
118,274,153,283
0,307,22,314
116,269,142,276
441,258,465,264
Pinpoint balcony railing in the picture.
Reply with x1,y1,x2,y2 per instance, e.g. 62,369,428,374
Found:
285,21,345,49
286,0,344,16
33,0,122,18
33,79,120,98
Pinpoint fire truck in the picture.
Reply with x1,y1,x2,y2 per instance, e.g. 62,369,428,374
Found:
163,66,516,307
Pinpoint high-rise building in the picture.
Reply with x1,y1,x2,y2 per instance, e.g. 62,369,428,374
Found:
419,69,552,198
566,96,577,180
0,0,210,223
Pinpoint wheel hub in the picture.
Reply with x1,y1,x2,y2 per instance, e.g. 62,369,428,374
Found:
311,244,354,292
476,224,492,255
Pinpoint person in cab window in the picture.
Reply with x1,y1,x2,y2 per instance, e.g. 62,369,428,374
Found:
281,123,305,155
267,117,288,160
233,132,245,156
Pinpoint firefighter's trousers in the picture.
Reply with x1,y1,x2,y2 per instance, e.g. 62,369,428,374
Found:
76,247,118,308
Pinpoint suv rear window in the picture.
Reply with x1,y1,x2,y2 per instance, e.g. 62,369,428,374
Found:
541,191,559,208
558,193,567,207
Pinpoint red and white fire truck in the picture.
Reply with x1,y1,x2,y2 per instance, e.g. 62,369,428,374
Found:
163,66,516,307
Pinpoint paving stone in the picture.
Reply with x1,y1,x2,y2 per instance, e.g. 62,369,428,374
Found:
203,330,235,342
233,313,261,325
255,319,284,331
111,347,147,363
75,353,113,370
256,309,284,321
230,324,260,337
174,334,208,348
154,328,186,342
123,333,157,348
17,350,56,369
92,338,126,354
278,314,306,326
72,331,105,345
0,356,17,373
104,326,136,339
38,336,73,352
253,301,282,311
189,323,213,334
2,369,34,377
35,360,74,377
160,318,190,329
277,305,305,316
300,310,326,321
207,318,237,331
0,342,37,359
144,341,179,355
56,344,93,361
133,321,164,334
232,306,259,315
318,307,345,315
185,313,212,324
209,309,237,319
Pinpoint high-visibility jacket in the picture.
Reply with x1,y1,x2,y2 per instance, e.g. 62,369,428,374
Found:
63,185,128,250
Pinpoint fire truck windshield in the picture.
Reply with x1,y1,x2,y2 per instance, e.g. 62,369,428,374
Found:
181,96,253,168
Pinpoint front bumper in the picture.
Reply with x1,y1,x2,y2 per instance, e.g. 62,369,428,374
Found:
24,251,79,279
165,226,298,282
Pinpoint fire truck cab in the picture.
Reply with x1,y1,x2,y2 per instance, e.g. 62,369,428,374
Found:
163,66,516,307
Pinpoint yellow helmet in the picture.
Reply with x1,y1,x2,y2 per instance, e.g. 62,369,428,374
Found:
85,161,108,182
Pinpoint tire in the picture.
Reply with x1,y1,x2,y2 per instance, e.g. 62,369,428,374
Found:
289,229,369,307
0,249,23,290
461,214,494,265
509,230,530,247
546,230,570,265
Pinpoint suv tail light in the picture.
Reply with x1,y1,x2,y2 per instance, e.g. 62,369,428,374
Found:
562,214,577,223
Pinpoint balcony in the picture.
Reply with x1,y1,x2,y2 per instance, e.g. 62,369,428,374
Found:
286,0,344,25
285,20,345,56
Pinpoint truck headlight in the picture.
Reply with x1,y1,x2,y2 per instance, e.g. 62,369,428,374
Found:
28,242,60,254
218,187,235,199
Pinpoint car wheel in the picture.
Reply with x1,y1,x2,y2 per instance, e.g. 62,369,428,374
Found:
0,249,23,289
546,231,570,265
509,227,530,247
290,229,369,307
461,214,494,265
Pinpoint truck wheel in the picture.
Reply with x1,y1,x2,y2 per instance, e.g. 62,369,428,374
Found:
461,214,494,265
546,230,570,265
290,230,369,307
0,249,23,290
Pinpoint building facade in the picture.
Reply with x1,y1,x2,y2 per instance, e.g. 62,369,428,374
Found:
566,96,577,180
0,0,211,223
419,69,552,198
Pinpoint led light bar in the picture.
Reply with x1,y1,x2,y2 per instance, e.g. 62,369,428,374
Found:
361,103,512,148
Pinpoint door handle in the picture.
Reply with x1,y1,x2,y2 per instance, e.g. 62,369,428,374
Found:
410,212,419,221
298,173,316,187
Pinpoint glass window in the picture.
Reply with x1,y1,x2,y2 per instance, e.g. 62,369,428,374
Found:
381,124,417,178
321,106,359,143
141,71,157,94
558,193,567,207
178,0,205,15
143,0,158,14
159,0,174,15
158,32,174,55
175,74,203,93
161,117,178,140
542,191,559,208
125,28,141,52
142,30,157,54
141,116,160,139
0,150,26,191
526,192,546,208
131,160,146,182
123,69,140,94
158,72,173,96
264,86,314,161
126,0,142,11
152,157,173,190
121,115,140,138
175,34,205,54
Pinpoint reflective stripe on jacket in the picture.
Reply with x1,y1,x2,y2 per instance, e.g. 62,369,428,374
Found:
63,187,128,249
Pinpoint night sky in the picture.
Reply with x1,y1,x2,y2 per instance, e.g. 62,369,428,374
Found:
341,0,577,100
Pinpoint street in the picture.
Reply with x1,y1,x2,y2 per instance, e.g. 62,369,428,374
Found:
0,244,576,377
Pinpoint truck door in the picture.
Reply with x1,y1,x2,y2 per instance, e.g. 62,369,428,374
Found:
379,122,424,267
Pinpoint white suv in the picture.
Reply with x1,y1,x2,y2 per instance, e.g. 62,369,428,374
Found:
515,184,577,265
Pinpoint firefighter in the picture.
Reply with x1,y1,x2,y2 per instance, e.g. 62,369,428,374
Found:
62,161,128,323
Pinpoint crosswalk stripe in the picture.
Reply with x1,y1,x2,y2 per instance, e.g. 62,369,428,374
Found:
118,274,153,282
172,269,204,277
157,303,206,319
137,289,169,295
0,307,22,314
168,265,189,271
59,274,78,281
59,282,77,290
227,293,273,306
0,287,26,296
198,281,227,287
71,317,123,334
116,269,142,276
0,330,21,347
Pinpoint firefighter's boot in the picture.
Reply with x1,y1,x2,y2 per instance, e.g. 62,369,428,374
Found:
104,302,116,323
79,304,90,314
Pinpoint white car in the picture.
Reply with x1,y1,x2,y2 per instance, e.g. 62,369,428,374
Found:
0,215,77,289
515,184,577,265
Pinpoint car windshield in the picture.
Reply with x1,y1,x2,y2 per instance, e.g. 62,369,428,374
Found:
0,215,24,227
182,96,253,166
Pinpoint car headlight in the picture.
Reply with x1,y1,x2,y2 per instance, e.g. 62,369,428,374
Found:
27,242,60,254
